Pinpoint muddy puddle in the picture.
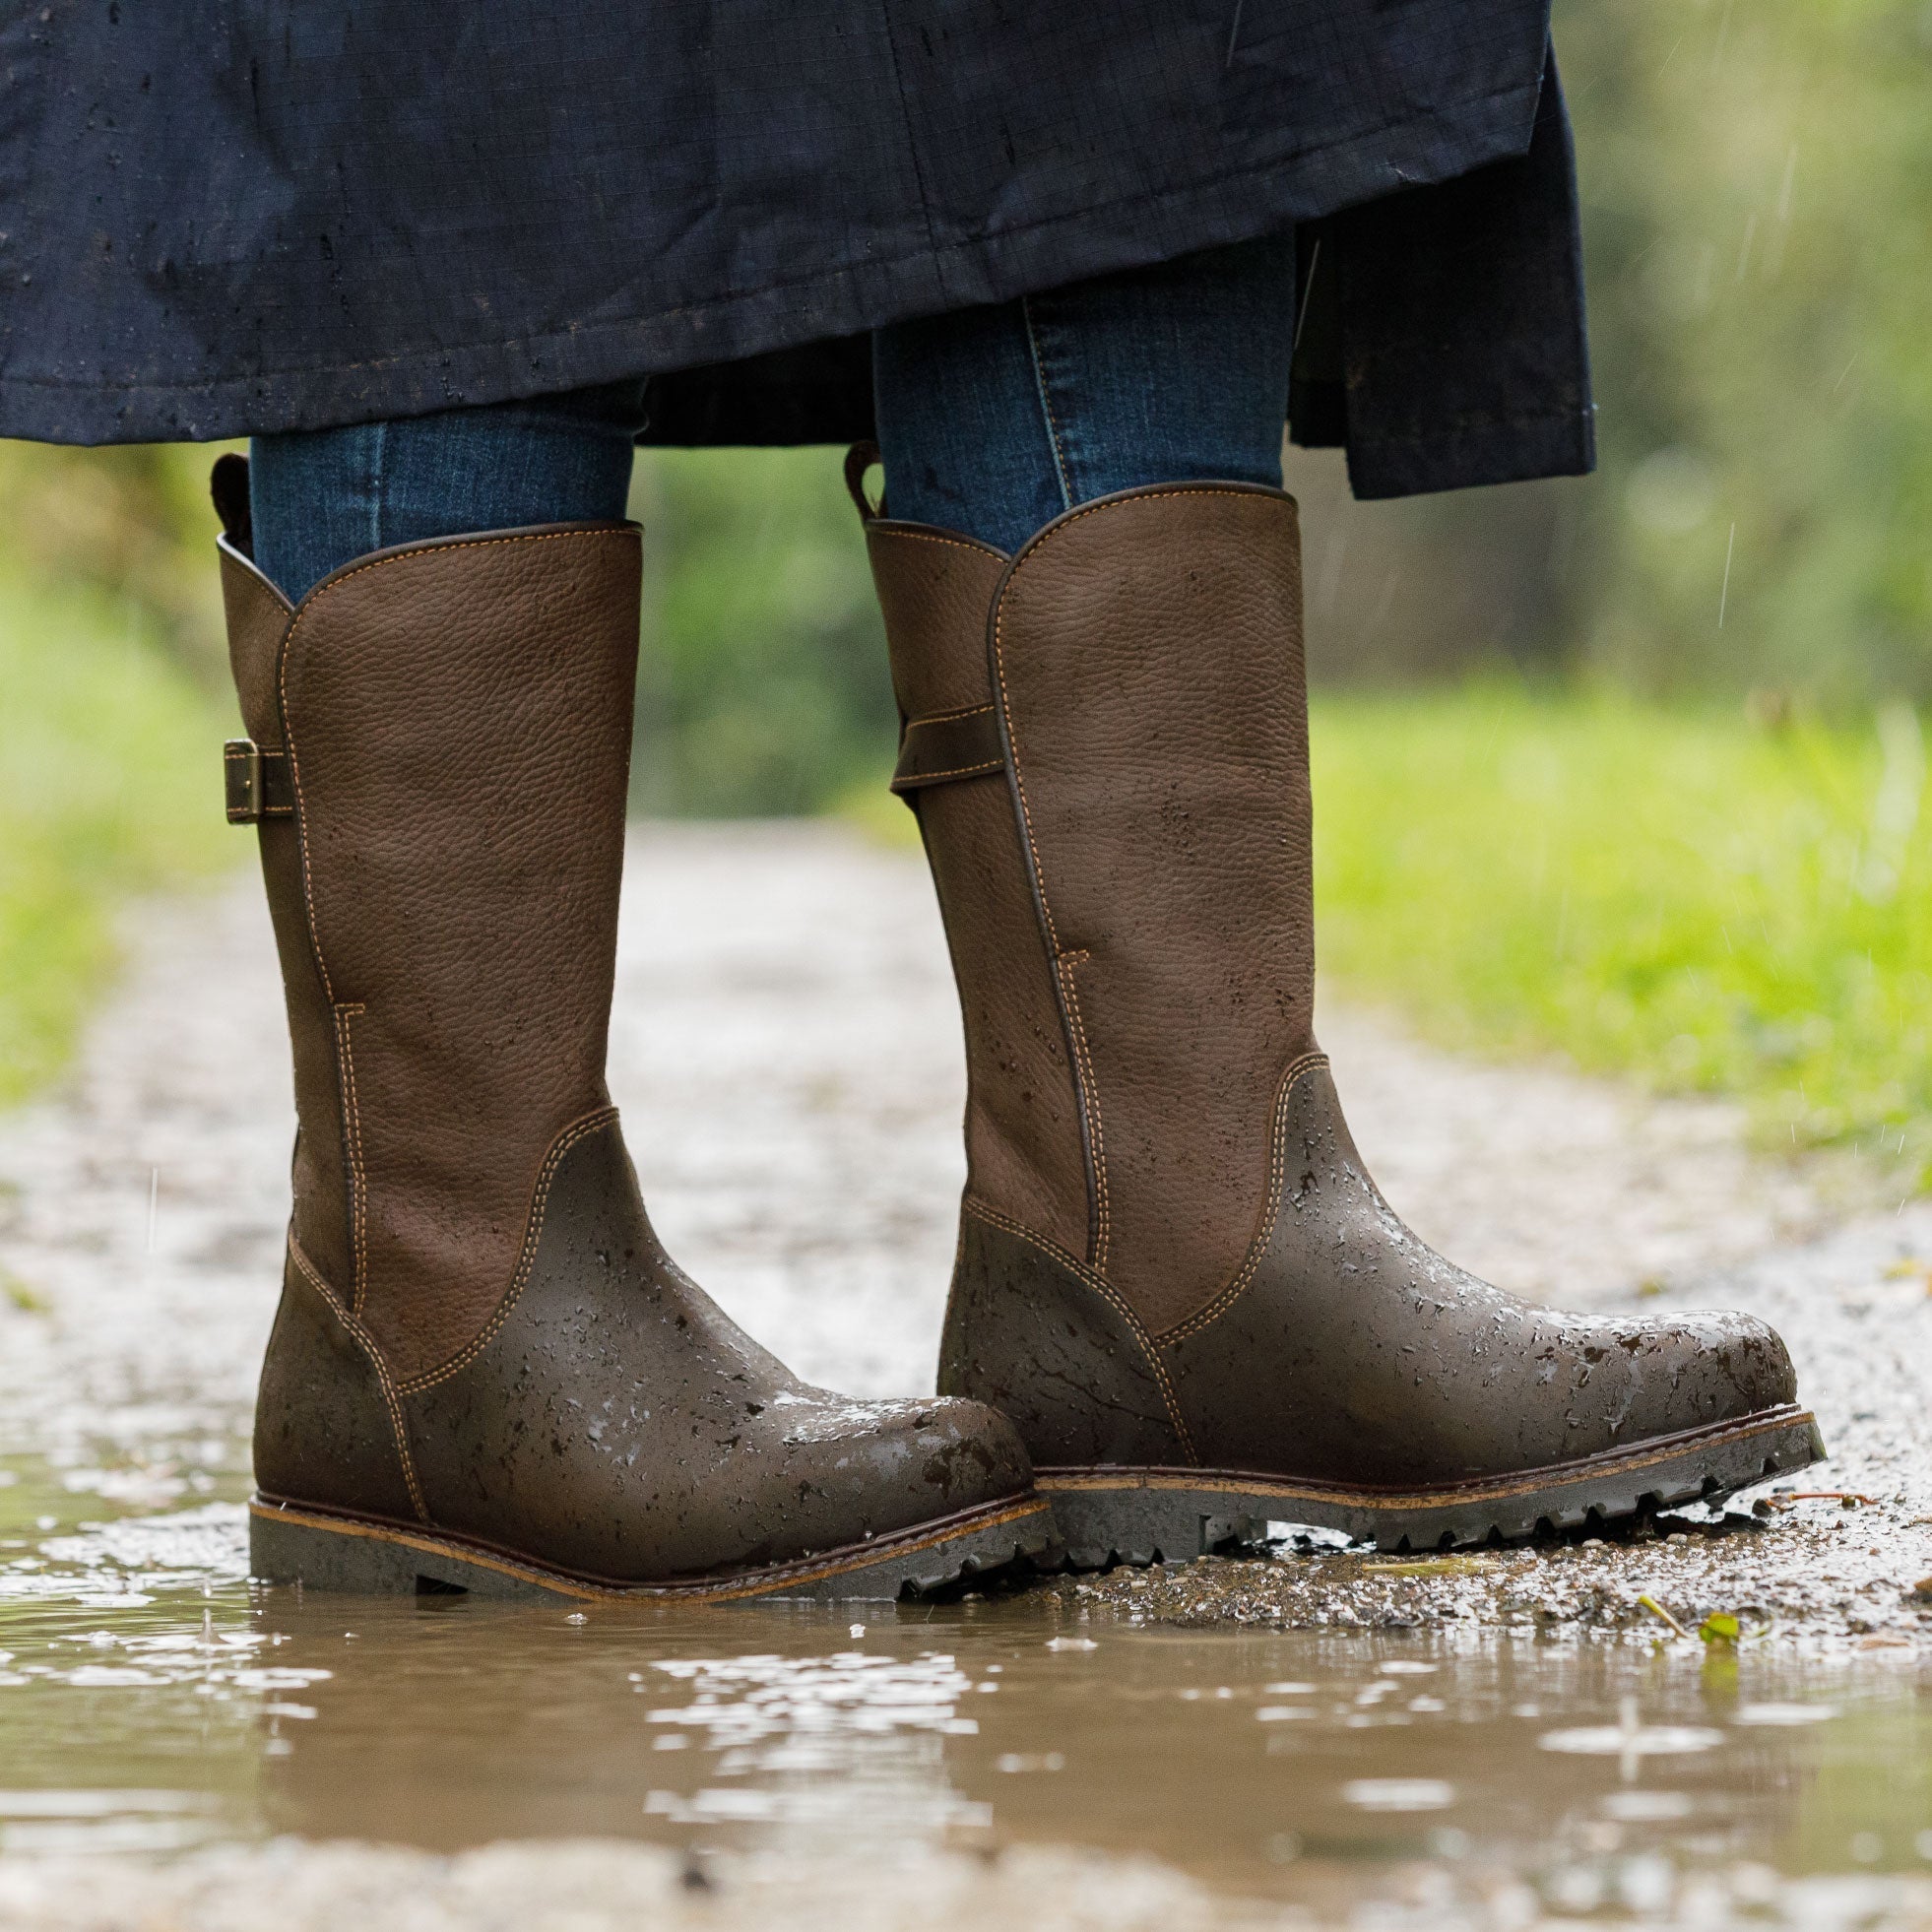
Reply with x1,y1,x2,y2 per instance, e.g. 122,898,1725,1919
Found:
3,1460,1928,1924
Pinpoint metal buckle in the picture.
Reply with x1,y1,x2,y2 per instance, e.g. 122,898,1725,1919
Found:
224,739,264,823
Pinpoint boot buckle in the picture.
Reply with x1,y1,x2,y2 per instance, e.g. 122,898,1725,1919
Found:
224,740,294,823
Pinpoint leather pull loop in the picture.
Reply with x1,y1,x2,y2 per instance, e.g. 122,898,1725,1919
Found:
844,440,883,522
889,705,1005,797
210,452,254,552
225,738,295,822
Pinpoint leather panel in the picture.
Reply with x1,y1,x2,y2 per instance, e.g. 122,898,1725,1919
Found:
279,526,641,1379
869,523,1007,720
405,1120,1033,1580
991,485,1316,1331
869,522,1089,1256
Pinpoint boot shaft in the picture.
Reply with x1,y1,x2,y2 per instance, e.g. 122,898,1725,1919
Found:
868,482,1316,1336
217,478,642,1381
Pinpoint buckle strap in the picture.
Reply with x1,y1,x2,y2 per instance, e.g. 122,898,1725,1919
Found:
224,739,296,823
889,705,1005,797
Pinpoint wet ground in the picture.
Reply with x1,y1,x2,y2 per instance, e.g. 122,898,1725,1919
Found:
1,823,1929,1926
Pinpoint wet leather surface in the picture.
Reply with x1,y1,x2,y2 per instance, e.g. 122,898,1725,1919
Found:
938,1206,1186,1468
868,522,1089,1258
404,1118,1031,1580
253,1255,418,1524
226,506,1036,1574
1161,1062,1798,1485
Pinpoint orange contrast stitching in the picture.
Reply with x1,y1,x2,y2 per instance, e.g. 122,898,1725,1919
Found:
907,701,997,728
332,1003,368,1313
962,1195,1197,1462
896,758,1004,786
287,1232,428,1521
1054,951,1109,1272
1156,1053,1330,1345
870,527,1008,562
397,1106,620,1394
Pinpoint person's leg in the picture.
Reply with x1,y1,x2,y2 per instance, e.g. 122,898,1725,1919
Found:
871,234,1295,552
861,240,1816,1563
247,378,651,602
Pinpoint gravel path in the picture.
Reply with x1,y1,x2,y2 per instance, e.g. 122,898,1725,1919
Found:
1,821,1928,1642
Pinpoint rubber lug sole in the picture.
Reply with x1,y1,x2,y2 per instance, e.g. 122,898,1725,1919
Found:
249,1493,1059,1603
1034,1405,1825,1569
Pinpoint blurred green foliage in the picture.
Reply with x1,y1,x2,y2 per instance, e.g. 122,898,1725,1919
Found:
1311,687,1932,1178
0,564,230,1102
0,439,231,688
1559,0,1932,703
628,449,895,815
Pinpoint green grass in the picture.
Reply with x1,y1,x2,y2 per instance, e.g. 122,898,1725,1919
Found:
0,571,234,1104
849,682,1932,1176
1311,685,1932,1173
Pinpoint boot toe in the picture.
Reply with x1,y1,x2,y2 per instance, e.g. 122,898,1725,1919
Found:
1606,1306,1799,1446
776,1390,1036,1540
883,1395,1038,1515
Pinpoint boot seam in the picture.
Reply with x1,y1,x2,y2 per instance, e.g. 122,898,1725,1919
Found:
331,1002,368,1312
913,700,997,727
286,1232,428,1522
904,757,1004,784
1053,950,1111,1272
395,1104,621,1395
961,1195,1196,1461
871,527,1007,561
1154,1052,1330,1346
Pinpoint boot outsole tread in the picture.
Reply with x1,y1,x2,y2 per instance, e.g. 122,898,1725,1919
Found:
1032,1405,1823,1569
250,1493,1059,1603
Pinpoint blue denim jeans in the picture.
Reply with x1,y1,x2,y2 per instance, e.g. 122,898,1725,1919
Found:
249,236,1295,599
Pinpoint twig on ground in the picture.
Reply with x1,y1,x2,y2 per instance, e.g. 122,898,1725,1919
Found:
1638,1593,1691,1639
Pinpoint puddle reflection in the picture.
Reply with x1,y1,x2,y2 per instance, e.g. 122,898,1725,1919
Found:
1,1484,1928,1917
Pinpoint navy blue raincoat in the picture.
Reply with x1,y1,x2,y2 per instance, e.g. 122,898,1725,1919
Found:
0,0,1591,497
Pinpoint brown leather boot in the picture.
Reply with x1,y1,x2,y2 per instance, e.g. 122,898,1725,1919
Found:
211,457,1051,1601
855,452,1823,1564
